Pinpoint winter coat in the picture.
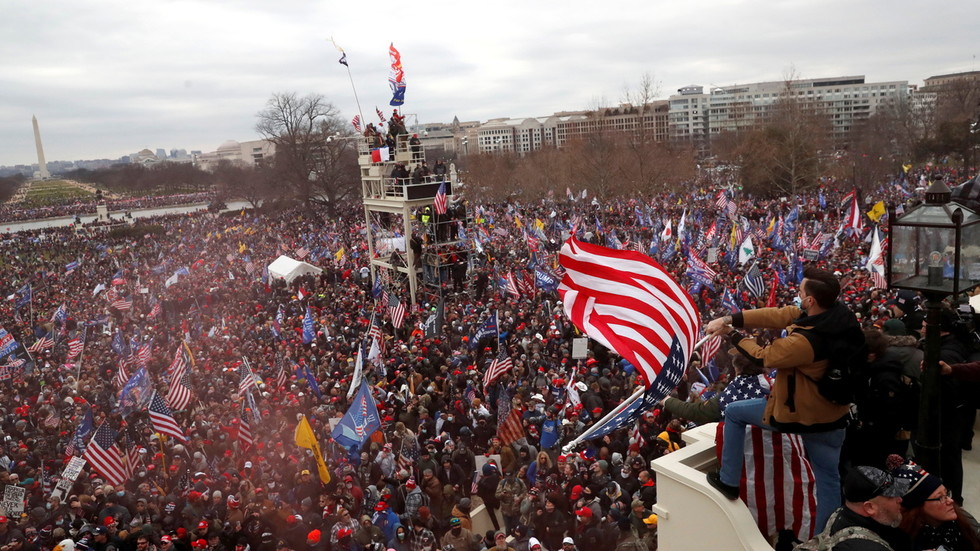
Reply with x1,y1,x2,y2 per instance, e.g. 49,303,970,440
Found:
731,304,853,431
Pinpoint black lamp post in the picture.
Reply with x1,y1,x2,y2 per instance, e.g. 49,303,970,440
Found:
887,174,980,475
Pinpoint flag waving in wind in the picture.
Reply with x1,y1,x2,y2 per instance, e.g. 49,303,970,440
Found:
388,43,406,106
558,237,700,388
296,414,331,483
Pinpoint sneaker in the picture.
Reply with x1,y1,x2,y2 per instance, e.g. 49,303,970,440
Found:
707,472,740,500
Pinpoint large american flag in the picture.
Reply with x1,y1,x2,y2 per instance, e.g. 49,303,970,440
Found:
741,426,817,541
166,344,194,411
148,391,187,443
84,423,127,486
482,348,513,387
558,236,700,388
433,182,448,215
497,407,524,446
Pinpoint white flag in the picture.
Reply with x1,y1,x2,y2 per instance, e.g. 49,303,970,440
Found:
347,346,364,399
739,235,755,265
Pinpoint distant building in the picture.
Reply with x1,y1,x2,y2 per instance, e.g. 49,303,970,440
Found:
194,139,275,171
667,76,910,149
472,102,669,155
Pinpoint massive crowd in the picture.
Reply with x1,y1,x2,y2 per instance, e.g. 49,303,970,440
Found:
0,164,978,551
0,192,215,224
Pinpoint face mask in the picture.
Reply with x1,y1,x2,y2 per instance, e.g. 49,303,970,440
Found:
45,503,52,510
397,533,406,540
117,491,125,497
447,417,453,422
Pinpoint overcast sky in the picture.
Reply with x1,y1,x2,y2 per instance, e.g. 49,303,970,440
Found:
1,0,976,167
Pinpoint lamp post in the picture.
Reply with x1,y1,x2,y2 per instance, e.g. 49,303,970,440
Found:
887,174,980,475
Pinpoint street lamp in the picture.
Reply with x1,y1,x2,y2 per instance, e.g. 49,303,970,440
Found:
887,174,980,475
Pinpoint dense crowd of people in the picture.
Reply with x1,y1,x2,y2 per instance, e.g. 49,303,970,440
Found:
0,192,215,224
0,163,978,551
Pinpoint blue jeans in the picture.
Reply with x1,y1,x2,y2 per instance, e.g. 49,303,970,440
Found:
719,398,845,530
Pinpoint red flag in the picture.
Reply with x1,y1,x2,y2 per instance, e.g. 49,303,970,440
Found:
765,274,779,308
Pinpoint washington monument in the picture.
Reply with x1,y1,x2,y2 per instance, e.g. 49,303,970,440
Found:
32,115,50,179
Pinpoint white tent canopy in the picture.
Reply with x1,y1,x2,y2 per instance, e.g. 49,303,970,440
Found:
267,255,322,284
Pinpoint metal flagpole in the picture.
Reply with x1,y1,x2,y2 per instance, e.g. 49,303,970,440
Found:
561,335,712,453
330,38,365,131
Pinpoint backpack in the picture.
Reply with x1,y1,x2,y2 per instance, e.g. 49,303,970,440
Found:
799,325,868,405
793,510,892,550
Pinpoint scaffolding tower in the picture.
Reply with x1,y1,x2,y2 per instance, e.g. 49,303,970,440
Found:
360,136,474,308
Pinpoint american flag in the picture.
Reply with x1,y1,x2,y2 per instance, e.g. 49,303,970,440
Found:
387,293,406,329
136,343,151,368
84,423,127,486
742,261,767,299
700,335,723,365
715,190,736,217
296,246,309,259
111,297,133,311
504,272,520,298
497,407,524,446
275,355,288,390
558,237,700,389
516,271,535,297
238,403,254,450
630,420,647,449
28,332,54,353
351,115,362,133
376,107,387,123
842,190,863,235
433,182,448,215
114,361,130,389
245,261,255,275
148,301,161,319
148,391,187,443
238,362,258,397
482,348,513,387
741,426,817,541
166,344,194,411
112,270,126,285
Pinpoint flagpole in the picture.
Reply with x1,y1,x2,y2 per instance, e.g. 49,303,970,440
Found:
345,64,365,137
331,39,365,133
561,335,711,454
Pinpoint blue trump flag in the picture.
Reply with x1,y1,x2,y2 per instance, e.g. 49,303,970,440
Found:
581,338,687,442
534,268,559,292
332,379,381,451
15,284,31,309
471,311,498,345
117,367,152,417
302,307,315,344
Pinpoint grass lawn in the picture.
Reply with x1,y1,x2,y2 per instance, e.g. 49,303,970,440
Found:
22,180,93,206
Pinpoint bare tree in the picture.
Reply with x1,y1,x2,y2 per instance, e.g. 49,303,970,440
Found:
255,92,359,210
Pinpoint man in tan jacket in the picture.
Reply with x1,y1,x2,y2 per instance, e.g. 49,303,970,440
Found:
705,266,859,530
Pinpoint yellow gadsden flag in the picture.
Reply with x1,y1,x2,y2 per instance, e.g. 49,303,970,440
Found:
295,414,330,483
866,201,886,223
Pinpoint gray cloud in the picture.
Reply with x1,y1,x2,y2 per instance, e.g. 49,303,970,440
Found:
2,0,976,166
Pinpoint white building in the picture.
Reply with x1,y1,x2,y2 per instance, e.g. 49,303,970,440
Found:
194,139,275,171
668,76,911,146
